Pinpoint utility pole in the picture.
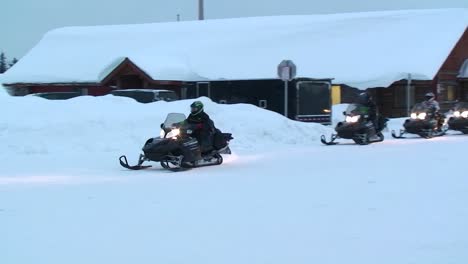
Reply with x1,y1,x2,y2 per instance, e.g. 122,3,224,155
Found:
198,0,204,20
407,73,412,116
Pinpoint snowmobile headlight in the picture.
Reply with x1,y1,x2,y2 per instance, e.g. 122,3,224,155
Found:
417,113,427,120
411,113,417,119
160,129,165,138
166,128,180,138
345,115,360,123
461,111,468,118
454,111,461,118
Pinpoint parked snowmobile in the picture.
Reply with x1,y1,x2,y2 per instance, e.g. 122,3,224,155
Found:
321,104,388,145
448,102,468,134
119,113,233,171
392,103,446,139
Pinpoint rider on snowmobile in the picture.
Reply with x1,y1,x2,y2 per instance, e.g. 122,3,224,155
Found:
356,92,378,129
421,92,444,130
184,101,216,153
421,92,440,113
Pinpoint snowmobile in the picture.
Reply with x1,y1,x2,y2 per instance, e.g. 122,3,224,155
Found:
119,113,233,171
447,102,468,134
391,103,446,139
321,104,388,145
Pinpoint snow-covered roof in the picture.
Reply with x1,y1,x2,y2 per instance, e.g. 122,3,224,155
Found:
2,9,468,89
112,89,174,93
459,59,468,79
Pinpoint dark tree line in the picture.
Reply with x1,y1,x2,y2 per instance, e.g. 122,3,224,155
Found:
0,51,19,74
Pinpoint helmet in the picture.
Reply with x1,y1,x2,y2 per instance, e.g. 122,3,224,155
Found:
425,92,435,101
190,101,204,115
356,92,371,105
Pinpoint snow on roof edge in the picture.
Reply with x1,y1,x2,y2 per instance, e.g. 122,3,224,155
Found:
44,8,468,36
459,59,468,78
2,8,467,90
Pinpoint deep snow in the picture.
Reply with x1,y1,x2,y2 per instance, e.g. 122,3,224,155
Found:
1,95,468,264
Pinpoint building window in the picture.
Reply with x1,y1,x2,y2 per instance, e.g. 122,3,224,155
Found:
180,87,187,99
437,82,458,102
461,82,468,101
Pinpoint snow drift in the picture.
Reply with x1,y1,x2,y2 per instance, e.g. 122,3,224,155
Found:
0,95,331,159
0,75,7,97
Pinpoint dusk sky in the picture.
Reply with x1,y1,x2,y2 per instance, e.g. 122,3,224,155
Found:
2,0,468,59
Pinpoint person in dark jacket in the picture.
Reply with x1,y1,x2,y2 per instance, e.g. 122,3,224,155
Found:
422,92,444,130
185,101,216,153
422,92,440,114
356,92,378,130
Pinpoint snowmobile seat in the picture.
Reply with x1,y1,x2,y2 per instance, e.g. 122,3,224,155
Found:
213,129,232,150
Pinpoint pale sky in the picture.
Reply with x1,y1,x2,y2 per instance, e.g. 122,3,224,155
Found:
2,0,468,59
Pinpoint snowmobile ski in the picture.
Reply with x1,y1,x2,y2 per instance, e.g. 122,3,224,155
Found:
391,129,406,139
119,155,152,170
320,134,339,145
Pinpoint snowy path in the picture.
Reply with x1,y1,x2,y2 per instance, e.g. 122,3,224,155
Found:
2,134,468,264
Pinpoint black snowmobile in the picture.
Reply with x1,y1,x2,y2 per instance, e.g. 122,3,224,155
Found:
392,103,446,139
321,104,388,145
119,113,233,171
447,102,468,134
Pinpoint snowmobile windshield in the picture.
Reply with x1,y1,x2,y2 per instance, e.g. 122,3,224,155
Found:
453,102,468,111
345,104,369,116
163,113,186,128
411,103,430,113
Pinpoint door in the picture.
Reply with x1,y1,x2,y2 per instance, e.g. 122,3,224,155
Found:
196,82,211,98
295,81,331,124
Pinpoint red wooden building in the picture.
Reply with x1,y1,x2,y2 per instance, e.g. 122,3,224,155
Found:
4,58,183,97
2,9,467,118
359,27,468,117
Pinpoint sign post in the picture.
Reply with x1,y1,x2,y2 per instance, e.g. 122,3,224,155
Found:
407,73,412,117
277,60,297,117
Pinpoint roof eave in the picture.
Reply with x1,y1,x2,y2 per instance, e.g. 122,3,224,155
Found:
2,82,101,87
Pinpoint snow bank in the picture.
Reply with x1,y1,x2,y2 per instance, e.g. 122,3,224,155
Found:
0,96,331,160
3,9,468,89
0,74,7,97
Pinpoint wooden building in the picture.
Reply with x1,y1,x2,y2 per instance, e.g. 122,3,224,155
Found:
459,59,468,99
361,27,468,117
2,9,467,120
5,58,183,97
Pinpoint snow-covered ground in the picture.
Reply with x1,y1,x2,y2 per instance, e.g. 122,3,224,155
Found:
1,95,468,264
